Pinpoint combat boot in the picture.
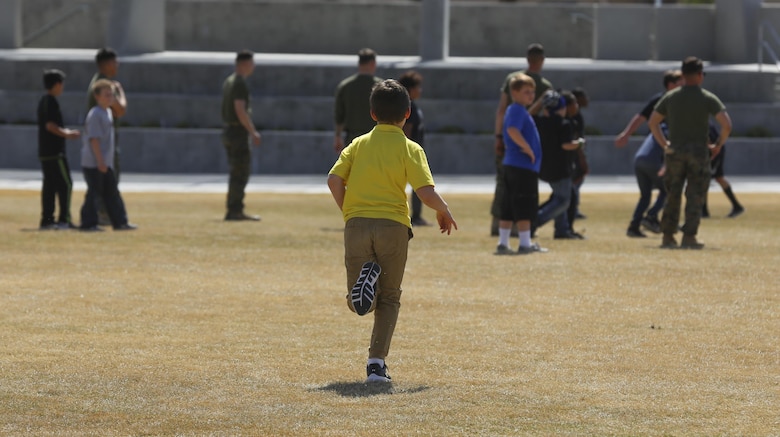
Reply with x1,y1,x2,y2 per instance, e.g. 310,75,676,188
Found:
681,234,704,250
660,234,678,249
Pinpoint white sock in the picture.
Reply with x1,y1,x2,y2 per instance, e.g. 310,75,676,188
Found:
367,358,384,367
498,228,511,247
519,230,531,248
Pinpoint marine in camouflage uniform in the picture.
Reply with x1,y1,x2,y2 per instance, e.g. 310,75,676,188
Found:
648,57,732,249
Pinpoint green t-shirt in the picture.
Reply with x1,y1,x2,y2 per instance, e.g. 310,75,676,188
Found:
334,73,382,143
221,73,250,126
654,85,726,149
501,70,552,102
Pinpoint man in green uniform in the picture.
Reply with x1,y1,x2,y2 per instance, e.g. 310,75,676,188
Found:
221,50,262,221
648,57,732,249
333,48,382,152
490,43,553,235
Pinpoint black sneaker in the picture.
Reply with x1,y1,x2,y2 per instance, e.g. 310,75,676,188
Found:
366,363,392,383
554,231,584,240
727,207,744,218
350,261,381,316
640,217,661,234
626,227,646,238
39,223,58,231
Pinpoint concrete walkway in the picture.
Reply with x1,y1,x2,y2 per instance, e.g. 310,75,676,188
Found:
2,170,780,194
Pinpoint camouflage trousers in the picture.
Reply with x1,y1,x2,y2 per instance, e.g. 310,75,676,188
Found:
661,148,711,237
222,128,251,214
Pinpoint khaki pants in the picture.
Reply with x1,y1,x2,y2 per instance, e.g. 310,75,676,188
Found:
344,217,411,359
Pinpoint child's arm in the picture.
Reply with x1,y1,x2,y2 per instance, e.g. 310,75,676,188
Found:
506,126,535,163
90,138,108,173
327,174,346,210
414,186,457,235
46,122,80,139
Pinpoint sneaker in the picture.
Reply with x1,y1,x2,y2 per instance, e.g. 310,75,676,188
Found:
57,222,78,230
39,223,58,231
350,261,381,316
626,227,646,238
366,363,392,383
554,231,584,240
640,217,661,234
727,207,744,218
225,212,261,221
494,244,518,256
518,243,548,254
411,217,431,227
114,223,138,231
681,235,704,250
660,234,678,249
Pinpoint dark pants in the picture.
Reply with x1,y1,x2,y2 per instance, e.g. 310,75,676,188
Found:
630,163,666,228
40,156,73,225
223,128,250,214
661,149,711,236
80,167,128,228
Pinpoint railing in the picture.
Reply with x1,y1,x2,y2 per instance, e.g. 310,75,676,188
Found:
758,21,780,72
23,3,91,46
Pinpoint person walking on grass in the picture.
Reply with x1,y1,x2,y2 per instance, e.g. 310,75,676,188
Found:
37,69,81,230
328,80,457,383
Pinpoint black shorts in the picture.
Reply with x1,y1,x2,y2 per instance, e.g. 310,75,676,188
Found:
500,165,539,222
710,146,725,178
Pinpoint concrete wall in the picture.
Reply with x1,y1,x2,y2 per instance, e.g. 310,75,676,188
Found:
2,126,778,176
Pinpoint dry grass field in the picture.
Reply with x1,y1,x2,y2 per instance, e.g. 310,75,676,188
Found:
1,188,778,436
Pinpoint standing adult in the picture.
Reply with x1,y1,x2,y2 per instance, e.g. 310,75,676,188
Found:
490,43,552,235
333,48,382,152
221,50,262,221
648,57,732,249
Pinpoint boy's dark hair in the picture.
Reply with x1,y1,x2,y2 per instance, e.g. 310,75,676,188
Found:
398,70,422,90
358,48,377,65
43,69,66,90
95,48,117,65
236,50,254,63
663,69,683,88
370,79,410,123
561,90,577,106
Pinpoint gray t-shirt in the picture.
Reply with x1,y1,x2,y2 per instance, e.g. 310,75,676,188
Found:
81,106,115,169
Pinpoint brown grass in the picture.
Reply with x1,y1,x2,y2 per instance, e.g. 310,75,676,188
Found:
1,189,778,436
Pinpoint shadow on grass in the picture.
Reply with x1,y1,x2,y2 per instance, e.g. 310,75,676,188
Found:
316,381,430,397
319,227,344,233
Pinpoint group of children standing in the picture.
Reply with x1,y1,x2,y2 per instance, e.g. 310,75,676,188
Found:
36,49,136,232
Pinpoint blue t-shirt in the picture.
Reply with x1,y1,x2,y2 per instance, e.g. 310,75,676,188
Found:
502,103,542,173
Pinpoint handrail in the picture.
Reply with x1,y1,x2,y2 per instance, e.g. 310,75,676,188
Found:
23,3,91,46
758,21,780,72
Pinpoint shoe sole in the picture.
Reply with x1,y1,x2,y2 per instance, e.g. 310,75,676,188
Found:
351,262,381,316
365,374,392,383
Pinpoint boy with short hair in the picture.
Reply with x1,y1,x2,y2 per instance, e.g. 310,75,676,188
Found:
328,79,457,383
37,69,81,230
495,74,546,255
79,79,136,232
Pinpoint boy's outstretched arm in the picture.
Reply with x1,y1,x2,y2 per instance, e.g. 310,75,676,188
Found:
327,174,346,210
414,185,458,235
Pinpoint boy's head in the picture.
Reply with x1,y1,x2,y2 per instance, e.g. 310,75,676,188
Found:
95,48,118,77
91,78,115,108
561,90,579,117
572,87,589,109
398,70,423,100
508,73,535,107
663,69,684,90
370,79,410,124
43,69,66,94
235,49,255,76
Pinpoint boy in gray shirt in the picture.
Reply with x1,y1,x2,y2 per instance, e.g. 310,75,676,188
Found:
79,79,136,231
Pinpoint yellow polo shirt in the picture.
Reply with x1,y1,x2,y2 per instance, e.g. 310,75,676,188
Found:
329,124,435,228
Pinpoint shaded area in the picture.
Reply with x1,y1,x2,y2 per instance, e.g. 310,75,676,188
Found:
315,381,430,398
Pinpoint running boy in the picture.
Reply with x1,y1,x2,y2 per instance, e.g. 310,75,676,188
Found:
79,79,136,231
328,79,457,383
495,74,546,255
37,69,80,230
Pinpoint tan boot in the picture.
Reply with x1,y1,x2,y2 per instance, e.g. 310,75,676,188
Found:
660,234,678,249
681,234,704,250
